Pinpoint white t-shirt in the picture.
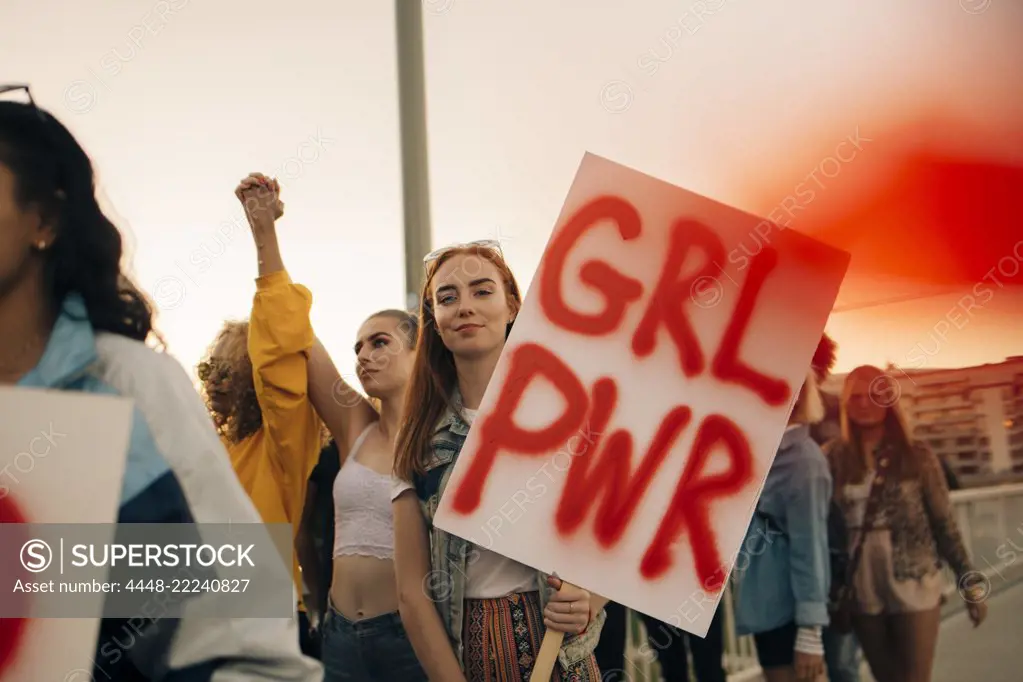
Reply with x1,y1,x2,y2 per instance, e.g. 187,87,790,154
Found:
391,406,537,599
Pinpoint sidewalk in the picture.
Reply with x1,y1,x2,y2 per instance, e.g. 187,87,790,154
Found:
727,567,1023,682
932,580,1022,682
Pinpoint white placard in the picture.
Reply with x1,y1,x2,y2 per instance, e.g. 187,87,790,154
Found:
1,387,133,681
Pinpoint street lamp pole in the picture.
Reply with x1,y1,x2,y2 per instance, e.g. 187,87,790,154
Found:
395,0,433,312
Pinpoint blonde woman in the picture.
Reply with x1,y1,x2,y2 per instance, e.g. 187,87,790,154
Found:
824,366,986,682
297,309,427,681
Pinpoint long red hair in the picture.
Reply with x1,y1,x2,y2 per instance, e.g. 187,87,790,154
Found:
393,245,522,481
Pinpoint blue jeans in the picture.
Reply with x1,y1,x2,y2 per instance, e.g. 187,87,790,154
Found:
823,627,861,682
321,602,427,682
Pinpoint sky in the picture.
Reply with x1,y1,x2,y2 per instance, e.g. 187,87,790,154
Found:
2,0,1021,384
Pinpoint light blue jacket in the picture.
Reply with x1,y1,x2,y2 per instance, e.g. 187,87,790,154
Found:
17,294,321,681
734,425,832,635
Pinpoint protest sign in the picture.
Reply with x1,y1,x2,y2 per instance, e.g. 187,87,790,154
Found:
1,387,132,681
433,152,849,643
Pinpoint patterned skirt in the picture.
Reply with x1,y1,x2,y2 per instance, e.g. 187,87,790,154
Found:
462,591,601,682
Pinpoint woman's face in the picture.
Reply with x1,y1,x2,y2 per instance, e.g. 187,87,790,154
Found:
0,161,52,296
354,315,414,398
845,375,889,428
430,253,515,361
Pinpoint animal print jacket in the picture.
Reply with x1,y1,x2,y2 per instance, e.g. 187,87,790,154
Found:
824,439,973,582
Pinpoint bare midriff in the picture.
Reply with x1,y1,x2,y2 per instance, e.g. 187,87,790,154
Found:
329,555,400,620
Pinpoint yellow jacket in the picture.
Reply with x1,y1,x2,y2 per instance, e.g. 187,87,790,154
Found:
227,270,322,609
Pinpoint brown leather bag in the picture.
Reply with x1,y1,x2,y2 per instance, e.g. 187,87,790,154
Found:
829,451,892,633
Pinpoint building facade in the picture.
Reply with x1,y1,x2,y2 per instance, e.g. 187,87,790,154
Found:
821,356,1023,485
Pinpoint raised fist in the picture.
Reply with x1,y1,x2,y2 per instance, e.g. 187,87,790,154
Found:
235,172,284,228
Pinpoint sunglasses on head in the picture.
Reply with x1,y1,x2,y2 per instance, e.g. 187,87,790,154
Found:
422,239,502,270
0,83,35,103
1,83,66,192
197,359,231,383
0,83,48,122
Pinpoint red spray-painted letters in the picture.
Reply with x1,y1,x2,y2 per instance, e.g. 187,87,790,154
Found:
451,194,793,586
540,195,791,407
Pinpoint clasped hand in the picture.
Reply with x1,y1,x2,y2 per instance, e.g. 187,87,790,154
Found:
542,574,591,635
235,172,284,230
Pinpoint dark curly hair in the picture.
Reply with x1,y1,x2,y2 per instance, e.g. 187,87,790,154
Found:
811,332,838,383
0,98,156,344
199,320,263,444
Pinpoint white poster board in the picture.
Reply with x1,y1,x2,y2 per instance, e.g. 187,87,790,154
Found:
433,153,849,637
1,387,132,681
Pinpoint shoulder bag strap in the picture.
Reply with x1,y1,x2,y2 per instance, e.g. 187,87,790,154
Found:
843,447,892,588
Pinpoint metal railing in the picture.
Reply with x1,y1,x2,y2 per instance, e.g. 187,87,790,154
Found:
621,483,1023,681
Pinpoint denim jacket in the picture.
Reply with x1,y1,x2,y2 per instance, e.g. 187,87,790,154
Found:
410,393,606,671
734,425,832,635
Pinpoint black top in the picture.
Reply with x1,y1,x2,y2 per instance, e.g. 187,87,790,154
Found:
307,441,340,614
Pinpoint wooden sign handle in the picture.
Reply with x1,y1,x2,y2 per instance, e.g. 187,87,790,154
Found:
529,629,565,682
529,577,579,682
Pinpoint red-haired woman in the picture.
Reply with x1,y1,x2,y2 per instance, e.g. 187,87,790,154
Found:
824,365,987,682
391,241,606,681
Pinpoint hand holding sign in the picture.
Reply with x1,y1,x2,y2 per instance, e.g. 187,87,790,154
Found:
434,153,848,679
527,575,592,682
542,574,591,635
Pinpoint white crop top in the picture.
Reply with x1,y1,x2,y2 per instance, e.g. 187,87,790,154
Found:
333,424,395,560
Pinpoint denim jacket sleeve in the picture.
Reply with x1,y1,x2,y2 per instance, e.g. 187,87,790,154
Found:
782,446,832,627
559,608,607,669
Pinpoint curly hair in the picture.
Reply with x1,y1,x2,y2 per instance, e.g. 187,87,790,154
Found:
0,99,157,344
811,332,838,383
199,320,263,443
